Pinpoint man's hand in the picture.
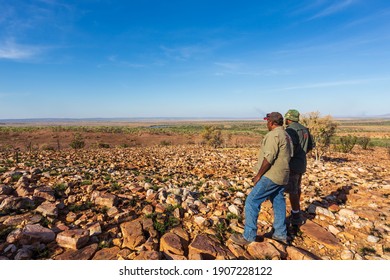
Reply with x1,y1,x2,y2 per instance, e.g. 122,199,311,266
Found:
253,158,271,186
252,174,261,185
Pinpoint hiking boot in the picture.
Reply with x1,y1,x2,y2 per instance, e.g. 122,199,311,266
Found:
290,212,305,226
263,229,291,245
230,234,252,246
271,235,291,245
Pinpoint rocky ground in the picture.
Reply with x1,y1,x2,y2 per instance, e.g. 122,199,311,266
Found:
0,145,389,260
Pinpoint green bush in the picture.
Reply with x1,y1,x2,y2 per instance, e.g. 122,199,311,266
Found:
98,143,110,148
358,137,371,150
160,140,172,146
301,112,338,161
69,133,85,150
335,135,357,153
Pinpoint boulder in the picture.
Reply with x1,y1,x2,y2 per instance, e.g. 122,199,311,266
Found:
56,229,90,250
120,219,146,250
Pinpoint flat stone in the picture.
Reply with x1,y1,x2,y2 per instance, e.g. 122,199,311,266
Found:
20,224,56,244
107,206,119,217
56,229,90,250
160,232,184,255
133,251,161,260
3,213,41,226
95,193,117,208
338,208,359,222
367,235,380,243
308,204,335,219
193,216,206,226
226,239,252,260
142,204,154,215
247,242,282,260
0,197,35,212
228,204,241,216
286,246,322,260
15,247,33,260
300,220,342,250
36,201,58,218
340,249,354,260
53,243,98,260
92,246,121,260
33,186,56,202
355,209,381,221
87,222,102,236
163,251,188,260
188,234,235,260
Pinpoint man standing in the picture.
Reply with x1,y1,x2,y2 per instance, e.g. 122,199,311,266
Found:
230,112,292,246
284,109,314,226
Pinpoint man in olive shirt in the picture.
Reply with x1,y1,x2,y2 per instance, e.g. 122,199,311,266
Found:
284,109,314,226
230,112,293,246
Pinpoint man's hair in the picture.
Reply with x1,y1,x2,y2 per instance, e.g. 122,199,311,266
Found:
264,112,284,126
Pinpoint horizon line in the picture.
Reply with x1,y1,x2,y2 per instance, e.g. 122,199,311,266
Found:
1,114,390,124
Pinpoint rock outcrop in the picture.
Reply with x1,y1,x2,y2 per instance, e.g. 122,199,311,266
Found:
0,145,389,260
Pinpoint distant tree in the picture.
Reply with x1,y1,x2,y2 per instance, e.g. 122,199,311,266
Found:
69,133,85,150
301,111,338,161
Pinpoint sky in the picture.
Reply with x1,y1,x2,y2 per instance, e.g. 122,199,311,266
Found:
0,0,389,119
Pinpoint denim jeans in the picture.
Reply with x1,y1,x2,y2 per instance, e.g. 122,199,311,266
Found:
243,176,287,241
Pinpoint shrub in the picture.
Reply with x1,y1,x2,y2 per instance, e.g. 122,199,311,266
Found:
53,183,67,192
98,143,110,148
110,182,121,192
359,247,376,256
202,126,224,148
69,133,85,150
160,140,172,146
335,135,357,153
358,137,371,150
301,111,338,161
387,145,390,157
41,144,56,151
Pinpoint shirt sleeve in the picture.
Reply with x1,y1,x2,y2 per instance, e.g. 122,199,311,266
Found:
262,133,279,165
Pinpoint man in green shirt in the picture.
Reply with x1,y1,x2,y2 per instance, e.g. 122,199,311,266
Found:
284,109,314,226
230,112,293,246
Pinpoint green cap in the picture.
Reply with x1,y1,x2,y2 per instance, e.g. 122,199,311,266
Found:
285,109,300,122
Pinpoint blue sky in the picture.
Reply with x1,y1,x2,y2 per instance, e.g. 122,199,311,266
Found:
0,0,389,119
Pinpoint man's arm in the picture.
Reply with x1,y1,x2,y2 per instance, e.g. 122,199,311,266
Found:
252,158,271,185
307,130,314,153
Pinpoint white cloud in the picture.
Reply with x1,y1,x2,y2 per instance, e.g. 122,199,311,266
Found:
0,40,40,60
274,77,390,91
160,44,211,61
106,55,145,68
214,62,291,77
308,0,356,20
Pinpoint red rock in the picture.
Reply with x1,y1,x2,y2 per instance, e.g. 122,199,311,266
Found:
56,229,90,250
92,246,121,260
53,243,98,260
120,219,146,250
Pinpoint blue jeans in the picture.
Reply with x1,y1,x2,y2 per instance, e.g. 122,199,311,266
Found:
243,176,287,241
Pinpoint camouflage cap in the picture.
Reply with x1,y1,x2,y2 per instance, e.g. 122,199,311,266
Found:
284,109,300,122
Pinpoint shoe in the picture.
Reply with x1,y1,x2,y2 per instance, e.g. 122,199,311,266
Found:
230,233,252,246
263,228,275,239
271,235,291,245
263,229,291,245
290,213,305,226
